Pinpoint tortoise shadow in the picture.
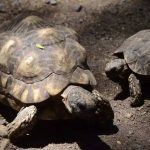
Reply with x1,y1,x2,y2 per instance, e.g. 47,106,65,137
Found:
14,119,118,150
0,104,118,149
108,78,130,101
141,82,150,100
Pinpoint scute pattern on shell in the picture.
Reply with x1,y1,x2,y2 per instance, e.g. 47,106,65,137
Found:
116,30,150,75
11,15,46,33
0,15,96,104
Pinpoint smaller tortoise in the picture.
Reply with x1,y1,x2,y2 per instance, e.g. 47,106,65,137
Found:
105,30,150,107
0,15,113,141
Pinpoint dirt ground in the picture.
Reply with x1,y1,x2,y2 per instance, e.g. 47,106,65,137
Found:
0,0,150,149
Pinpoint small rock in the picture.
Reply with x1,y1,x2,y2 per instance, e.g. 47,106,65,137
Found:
128,130,133,135
137,106,143,111
113,103,117,107
117,119,120,122
79,18,84,23
141,111,147,116
75,5,83,12
117,140,121,145
126,113,132,118
45,0,57,5
51,0,57,5
109,37,113,41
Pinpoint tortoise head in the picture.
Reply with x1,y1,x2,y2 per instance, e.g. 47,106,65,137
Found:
105,58,128,80
61,85,97,119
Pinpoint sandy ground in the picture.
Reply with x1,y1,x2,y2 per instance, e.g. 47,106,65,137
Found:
0,0,150,149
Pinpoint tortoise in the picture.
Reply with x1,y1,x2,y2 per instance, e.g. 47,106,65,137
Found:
105,29,150,107
0,15,113,141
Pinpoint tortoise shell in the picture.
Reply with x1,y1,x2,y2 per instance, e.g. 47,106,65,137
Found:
114,30,150,75
0,16,96,104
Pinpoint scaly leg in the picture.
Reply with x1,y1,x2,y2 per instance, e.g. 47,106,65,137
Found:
92,90,114,126
5,105,37,141
128,74,142,107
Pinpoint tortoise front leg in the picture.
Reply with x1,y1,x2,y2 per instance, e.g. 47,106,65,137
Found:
128,74,142,107
92,90,114,126
7,105,37,141
0,105,37,141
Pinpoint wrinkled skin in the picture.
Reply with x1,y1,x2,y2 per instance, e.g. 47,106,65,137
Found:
105,58,129,80
105,58,143,107
62,85,114,122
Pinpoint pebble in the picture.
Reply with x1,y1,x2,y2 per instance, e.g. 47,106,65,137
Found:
117,140,121,145
75,5,83,12
79,18,84,23
45,0,57,5
51,0,57,5
132,121,136,125
137,106,143,111
128,130,133,135
117,119,121,125
121,26,125,30
141,111,147,116
113,103,117,107
126,113,132,118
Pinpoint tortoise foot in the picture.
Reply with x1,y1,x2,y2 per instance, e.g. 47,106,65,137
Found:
7,105,37,141
92,90,114,127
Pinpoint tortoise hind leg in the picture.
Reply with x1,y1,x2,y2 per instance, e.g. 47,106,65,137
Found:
7,105,37,141
128,74,143,107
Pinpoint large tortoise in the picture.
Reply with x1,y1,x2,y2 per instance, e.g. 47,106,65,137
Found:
105,30,150,107
0,15,113,141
